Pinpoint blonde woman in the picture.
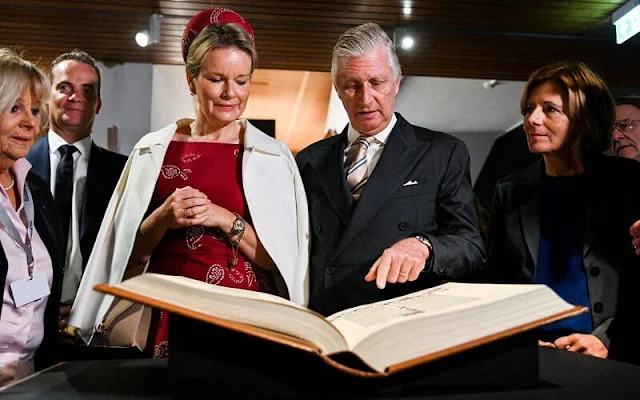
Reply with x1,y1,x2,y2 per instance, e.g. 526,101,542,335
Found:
0,48,64,386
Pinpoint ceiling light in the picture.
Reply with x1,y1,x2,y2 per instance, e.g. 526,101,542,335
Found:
401,36,415,49
403,1,412,16
613,0,640,44
394,26,416,51
135,13,163,47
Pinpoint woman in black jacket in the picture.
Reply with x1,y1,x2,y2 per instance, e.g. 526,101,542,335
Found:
485,61,640,361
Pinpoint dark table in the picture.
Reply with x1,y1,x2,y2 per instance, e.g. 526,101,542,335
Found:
2,348,639,399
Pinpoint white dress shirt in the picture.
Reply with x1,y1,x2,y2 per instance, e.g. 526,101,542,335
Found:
343,114,397,178
48,131,92,304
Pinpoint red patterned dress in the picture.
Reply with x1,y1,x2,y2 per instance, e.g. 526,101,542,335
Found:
147,140,276,358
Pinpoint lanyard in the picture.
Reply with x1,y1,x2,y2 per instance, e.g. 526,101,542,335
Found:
0,182,35,278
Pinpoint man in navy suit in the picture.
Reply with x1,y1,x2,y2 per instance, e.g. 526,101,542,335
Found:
296,23,485,316
27,50,127,351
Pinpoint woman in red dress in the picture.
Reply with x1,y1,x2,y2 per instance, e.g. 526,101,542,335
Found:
122,9,308,358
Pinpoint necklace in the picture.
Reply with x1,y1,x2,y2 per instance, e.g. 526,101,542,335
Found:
2,178,14,191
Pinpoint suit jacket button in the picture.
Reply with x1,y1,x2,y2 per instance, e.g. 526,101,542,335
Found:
398,222,408,230
589,267,600,277
326,267,335,275
315,225,321,233
593,302,603,313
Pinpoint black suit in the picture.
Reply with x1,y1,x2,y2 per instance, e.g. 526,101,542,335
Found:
296,113,485,316
26,136,133,361
0,172,64,370
485,154,640,357
27,137,127,270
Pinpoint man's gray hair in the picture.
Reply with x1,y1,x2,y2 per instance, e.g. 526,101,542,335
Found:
331,22,401,83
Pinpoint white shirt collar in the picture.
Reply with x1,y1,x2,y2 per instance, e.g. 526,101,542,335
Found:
47,129,92,157
346,113,397,147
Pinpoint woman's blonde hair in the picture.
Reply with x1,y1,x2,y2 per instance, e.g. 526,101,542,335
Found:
185,23,257,79
0,48,50,131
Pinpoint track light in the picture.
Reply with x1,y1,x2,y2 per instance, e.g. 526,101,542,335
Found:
136,13,163,47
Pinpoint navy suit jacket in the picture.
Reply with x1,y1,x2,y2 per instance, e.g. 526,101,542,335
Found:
0,172,64,370
27,136,127,270
296,113,485,316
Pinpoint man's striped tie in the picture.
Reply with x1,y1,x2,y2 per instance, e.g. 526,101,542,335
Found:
345,135,372,200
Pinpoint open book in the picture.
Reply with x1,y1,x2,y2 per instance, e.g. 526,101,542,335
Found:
95,273,586,377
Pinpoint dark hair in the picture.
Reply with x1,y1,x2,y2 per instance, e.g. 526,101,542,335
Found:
186,23,257,78
520,61,615,155
50,49,102,94
615,95,640,110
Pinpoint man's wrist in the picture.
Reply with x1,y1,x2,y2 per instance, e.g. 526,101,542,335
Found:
414,234,434,270
414,234,433,253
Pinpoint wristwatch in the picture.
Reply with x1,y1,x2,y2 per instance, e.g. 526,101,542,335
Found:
229,213,246,237
415,235,433,253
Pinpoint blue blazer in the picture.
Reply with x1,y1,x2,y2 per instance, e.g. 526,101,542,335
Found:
27,137,127,270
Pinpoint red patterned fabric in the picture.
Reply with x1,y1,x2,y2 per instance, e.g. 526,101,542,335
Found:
181,7,255,62
147,141,275,358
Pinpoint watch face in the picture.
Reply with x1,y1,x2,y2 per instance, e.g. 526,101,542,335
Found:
234,219,244,231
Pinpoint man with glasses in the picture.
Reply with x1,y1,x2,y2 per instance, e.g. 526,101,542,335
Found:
611,95,640,161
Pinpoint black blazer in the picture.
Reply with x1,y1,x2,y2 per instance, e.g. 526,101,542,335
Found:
0,172,64,370
485,154,640,348
296,113,485,316
27,137,127,270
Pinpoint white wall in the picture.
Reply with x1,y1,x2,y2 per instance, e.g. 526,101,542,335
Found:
396,76,526,183
150,65,195,132
324,85,349,135
93,62,153,155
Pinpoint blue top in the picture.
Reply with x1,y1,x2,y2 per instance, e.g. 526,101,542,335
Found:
535,174,592,339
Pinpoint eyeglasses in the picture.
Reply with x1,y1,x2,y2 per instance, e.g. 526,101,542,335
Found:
613,120,640,132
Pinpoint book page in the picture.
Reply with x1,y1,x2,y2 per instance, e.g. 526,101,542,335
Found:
328,283,543,349
128,274,305,308
113,274,348,354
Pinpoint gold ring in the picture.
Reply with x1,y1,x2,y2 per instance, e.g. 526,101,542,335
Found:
183,209,187,218
399,272,409,277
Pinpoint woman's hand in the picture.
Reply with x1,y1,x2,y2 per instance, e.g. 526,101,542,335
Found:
128,186,211,267
167,187,236,233
158,186,211,229
554,333,608,358
196,201,236,232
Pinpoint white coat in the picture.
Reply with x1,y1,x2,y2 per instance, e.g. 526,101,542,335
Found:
68,120,310,343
